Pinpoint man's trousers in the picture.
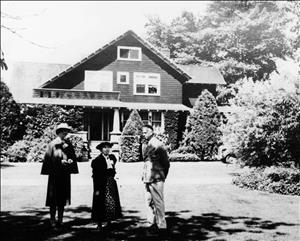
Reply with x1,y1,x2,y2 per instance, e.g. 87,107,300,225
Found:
144,181,167,229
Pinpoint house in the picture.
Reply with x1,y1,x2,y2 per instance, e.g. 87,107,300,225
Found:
17,30,225,153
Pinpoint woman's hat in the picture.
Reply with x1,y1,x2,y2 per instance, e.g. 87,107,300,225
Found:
96,141,113,150
56,123,72,134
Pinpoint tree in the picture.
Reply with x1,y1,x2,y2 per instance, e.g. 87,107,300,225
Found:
145,1,300,100
180,89,222,160
0,81,25,151
119,110,144,162
221,75,300,168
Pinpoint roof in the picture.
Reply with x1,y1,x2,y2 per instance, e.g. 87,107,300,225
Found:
3,61,70,102
178,65,226,85
41,30,191,88
23,98,191,112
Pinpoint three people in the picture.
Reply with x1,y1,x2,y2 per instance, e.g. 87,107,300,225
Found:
42,122,169,235
91,141,122,231
41,123,79,227
141,124,170,233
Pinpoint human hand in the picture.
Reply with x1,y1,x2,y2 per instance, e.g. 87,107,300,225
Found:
68,159,73,164
61,159,69,165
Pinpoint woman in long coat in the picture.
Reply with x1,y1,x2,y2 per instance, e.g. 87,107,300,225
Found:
91,141,122,230
41,123,79,227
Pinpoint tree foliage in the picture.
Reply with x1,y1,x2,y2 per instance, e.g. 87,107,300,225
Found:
179,89,222,160
145,1,299,85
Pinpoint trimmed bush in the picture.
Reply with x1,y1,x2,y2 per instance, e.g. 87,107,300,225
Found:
169,152,201,162
119,110,143,162
180,89,222,160
233,166,300,196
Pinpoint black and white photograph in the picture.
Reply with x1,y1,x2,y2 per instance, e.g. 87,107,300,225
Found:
1,1,299,240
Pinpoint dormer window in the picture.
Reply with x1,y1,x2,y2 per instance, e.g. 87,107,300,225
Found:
117,46,142,61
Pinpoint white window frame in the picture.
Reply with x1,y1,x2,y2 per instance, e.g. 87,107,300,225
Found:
133,72,161,96
117,46,142,61
117,71,129,84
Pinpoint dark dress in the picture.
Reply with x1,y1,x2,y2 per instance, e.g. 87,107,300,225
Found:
41,137,79,207
91,153,122,222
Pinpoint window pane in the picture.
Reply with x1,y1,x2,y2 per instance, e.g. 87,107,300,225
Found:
120,49,129,58
149,75,158,79
136,84,145,93
120,74,127,82
129,49,139,59
139,111,149,123
148,85,158,94
152,112,161,121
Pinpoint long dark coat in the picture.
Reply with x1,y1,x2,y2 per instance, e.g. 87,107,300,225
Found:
91,153,122,222
41,137,79,207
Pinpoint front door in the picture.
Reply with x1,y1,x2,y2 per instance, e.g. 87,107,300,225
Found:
89,109,113,141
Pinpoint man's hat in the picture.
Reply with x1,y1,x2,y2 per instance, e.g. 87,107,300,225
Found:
55,123,72,134
96,141,113,150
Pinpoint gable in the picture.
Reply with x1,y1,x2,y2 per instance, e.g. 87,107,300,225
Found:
41,30,190,89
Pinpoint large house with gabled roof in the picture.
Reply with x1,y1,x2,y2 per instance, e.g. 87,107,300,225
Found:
18,30,225,151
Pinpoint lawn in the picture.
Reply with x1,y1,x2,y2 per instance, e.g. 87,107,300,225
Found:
1,161,299,241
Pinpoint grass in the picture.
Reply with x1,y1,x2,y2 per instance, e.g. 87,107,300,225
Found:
1,162,299,241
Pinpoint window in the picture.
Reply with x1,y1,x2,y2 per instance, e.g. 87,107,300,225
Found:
152,112,162,129
133,72,160,96
117,72,129,84
139,111,150,125
117,46,142,61
85,70,113,91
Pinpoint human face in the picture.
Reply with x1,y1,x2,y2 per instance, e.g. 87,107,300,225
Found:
142,127,153,141
58,130,69,140
101,146,111,156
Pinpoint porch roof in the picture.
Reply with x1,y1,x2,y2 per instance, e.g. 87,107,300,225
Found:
24,98,191,112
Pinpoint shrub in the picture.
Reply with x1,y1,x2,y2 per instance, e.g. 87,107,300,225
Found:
180,89,222,160
5,139,33,162
169,152,201,162
5,126,85,162
221,78,300,167
22,104,84,139
0,81,26,151
233,166,300,196
164,111,180,150
119,110,143,162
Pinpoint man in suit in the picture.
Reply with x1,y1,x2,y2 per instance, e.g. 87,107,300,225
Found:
141,124,170,234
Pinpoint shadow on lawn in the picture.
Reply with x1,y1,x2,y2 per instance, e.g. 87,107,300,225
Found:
1,207,298,241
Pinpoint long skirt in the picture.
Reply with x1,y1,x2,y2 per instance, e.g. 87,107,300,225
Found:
45,172,71,207
92,177,122,222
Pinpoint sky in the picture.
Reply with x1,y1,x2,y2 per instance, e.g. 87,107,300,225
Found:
1,1,209,65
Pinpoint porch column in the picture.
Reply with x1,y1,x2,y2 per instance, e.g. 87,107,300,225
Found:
161,112,165,132
110,108,121,143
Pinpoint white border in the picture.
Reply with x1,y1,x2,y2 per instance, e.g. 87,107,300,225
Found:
117,71,130,84
117,46,142,61
133,72,161,96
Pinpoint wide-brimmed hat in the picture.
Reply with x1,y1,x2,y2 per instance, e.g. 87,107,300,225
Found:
96,141,113,150
55,123,72,134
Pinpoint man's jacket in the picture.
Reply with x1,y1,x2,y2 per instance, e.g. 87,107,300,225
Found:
142,136,170,183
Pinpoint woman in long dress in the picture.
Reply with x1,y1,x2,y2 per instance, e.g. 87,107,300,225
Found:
91,141,122,231
41,123,79,228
